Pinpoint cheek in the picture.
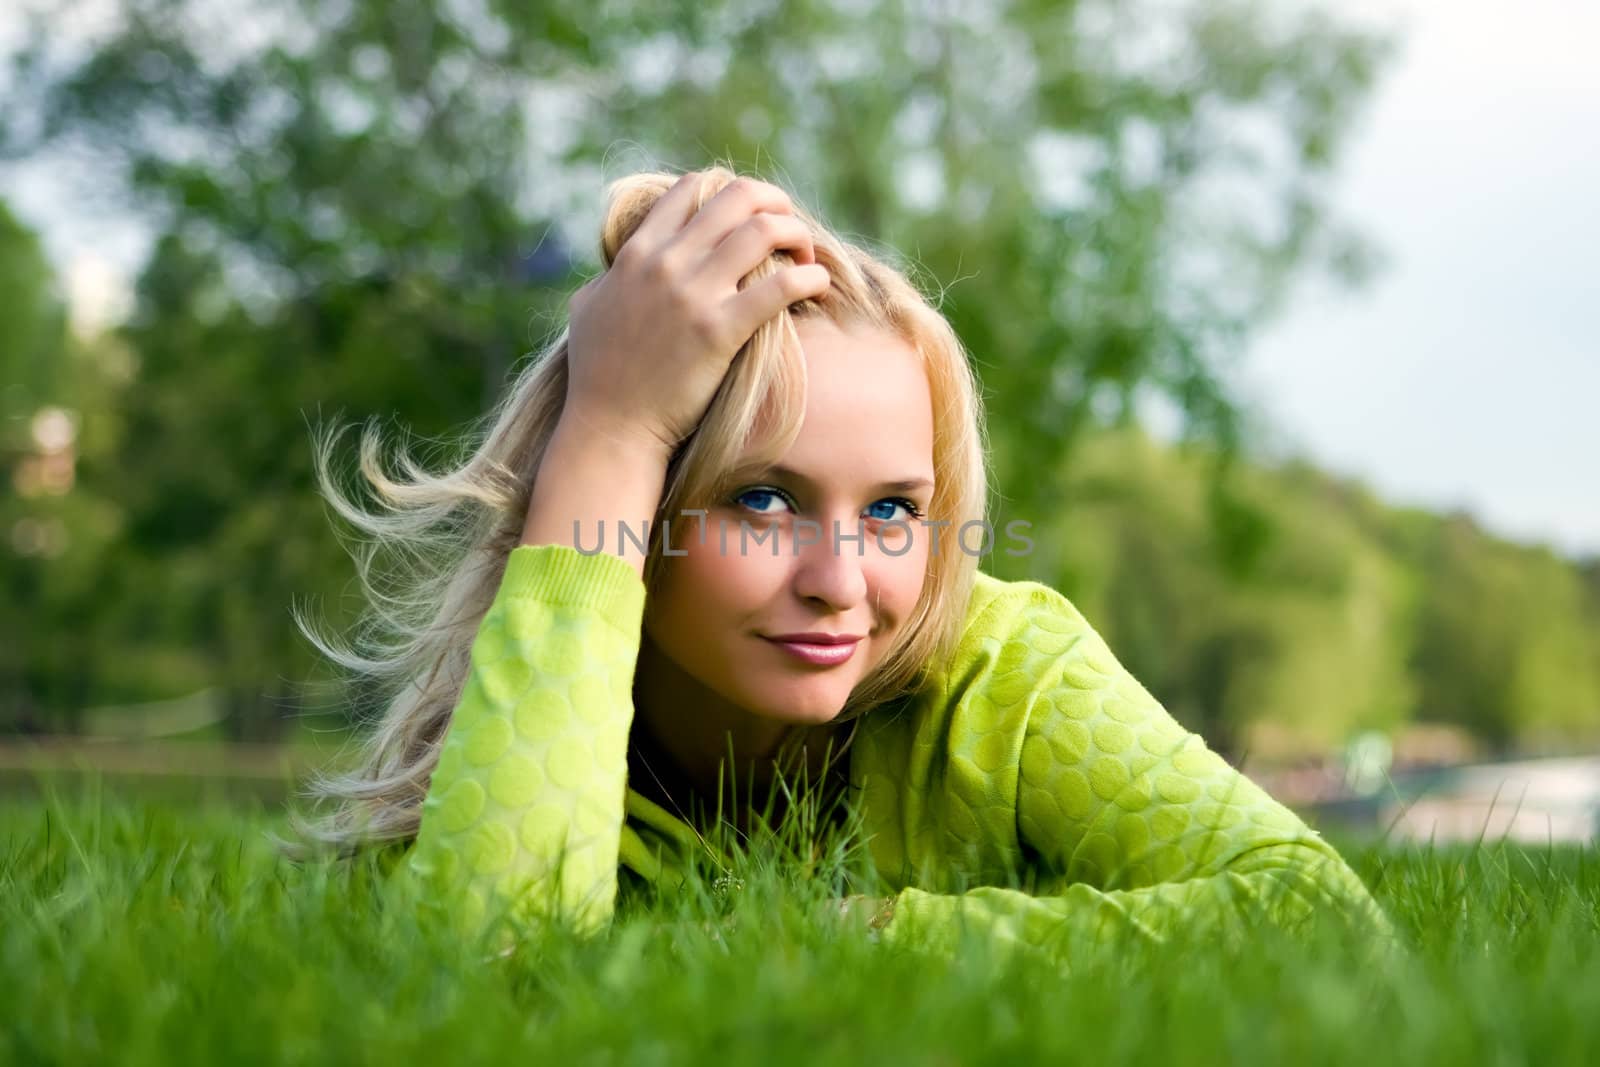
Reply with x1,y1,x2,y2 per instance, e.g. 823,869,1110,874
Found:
652,532,784,629
873,543,932,625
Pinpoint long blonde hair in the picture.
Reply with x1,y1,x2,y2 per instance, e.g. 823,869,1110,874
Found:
287,164,992,856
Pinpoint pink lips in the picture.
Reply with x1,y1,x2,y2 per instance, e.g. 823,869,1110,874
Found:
762,633,863,666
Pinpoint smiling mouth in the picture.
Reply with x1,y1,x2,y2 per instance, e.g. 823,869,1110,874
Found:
760,636,861,667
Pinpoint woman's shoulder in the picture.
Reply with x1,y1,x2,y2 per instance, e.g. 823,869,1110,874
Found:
854,570,1121,885
958,568,1095,650
862,568,1109,739
883,567,1110,716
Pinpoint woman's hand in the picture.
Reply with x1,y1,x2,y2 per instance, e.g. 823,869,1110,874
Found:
560,171,832,459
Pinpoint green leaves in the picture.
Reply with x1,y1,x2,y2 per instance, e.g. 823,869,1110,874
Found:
5,0,1593,756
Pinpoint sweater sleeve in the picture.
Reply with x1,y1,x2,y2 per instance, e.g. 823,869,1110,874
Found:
388,543,646,943
874,585,1400,969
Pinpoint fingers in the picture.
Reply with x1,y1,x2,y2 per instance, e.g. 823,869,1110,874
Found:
724,263,831,342
602,170,825,351
616,172,810,285
701,211,817,289
669,176,800,264
624,170,711,257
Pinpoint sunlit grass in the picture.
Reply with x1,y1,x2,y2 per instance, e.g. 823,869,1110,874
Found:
2,774,1595,1064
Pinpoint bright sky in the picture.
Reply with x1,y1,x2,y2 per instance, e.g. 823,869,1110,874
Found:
3,0,1596,557
1228,0,1600,558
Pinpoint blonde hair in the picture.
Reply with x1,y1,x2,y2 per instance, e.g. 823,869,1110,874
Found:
287,164,991,857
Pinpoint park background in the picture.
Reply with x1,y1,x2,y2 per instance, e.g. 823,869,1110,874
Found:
2,0,1597,844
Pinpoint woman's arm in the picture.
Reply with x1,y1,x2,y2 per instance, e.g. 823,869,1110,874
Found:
522,417,673,576
390,540,646,943
868,586,1401,970
388,425,663,944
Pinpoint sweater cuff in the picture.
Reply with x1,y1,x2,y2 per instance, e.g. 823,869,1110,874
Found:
499,543,647,618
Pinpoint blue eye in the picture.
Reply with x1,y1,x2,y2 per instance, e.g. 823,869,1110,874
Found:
866,498,924,522
734,487,790,514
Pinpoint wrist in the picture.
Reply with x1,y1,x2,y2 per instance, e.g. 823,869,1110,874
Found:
520,416,672,577
556,405,675,468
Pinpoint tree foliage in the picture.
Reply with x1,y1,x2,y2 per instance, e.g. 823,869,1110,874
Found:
4,0,1592,753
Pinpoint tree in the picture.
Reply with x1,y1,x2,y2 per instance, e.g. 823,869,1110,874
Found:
1,0,1393,733
0,200,129,731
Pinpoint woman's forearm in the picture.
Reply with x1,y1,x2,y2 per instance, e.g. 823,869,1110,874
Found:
520,417,672,581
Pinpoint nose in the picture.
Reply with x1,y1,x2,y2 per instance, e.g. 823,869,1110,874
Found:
789,517,870,613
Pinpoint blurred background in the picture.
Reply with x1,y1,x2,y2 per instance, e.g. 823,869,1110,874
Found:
1,0,1595,843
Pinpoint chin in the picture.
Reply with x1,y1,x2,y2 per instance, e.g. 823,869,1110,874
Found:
736,682,851,726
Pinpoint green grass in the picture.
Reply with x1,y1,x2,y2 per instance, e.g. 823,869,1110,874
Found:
3,775,1597,1065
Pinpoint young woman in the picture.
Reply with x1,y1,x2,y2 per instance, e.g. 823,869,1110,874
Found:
292,166,1395,964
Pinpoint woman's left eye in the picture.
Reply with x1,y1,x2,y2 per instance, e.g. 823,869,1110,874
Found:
865,497,923,522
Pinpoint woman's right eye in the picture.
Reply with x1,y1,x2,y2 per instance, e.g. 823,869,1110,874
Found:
732,487,792,514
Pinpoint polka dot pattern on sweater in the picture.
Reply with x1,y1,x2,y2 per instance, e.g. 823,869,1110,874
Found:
854,582,1330,900
406,548,643,936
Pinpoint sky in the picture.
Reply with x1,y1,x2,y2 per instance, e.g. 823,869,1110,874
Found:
1218,0,1600,559
3,0,1597,559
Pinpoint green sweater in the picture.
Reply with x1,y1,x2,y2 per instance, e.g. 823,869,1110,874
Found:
394,542,1396,963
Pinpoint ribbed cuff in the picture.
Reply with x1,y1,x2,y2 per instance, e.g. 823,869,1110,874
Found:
499,543,647,619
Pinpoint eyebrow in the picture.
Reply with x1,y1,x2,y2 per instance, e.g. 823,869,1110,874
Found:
743,463,935,496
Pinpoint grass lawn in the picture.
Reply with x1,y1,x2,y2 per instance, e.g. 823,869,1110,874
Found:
3,774,1596,1065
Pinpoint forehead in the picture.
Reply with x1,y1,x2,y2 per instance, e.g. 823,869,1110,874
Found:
766,317,935,482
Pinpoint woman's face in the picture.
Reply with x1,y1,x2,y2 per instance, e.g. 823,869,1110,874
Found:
641,316,937,727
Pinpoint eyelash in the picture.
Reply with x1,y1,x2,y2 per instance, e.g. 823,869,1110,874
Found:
731,486,926,522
